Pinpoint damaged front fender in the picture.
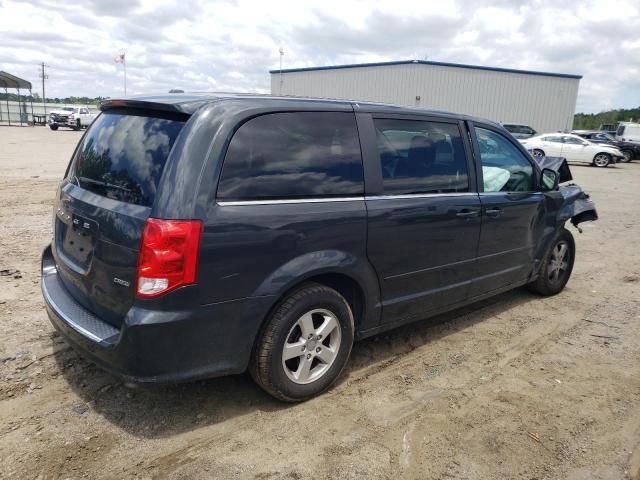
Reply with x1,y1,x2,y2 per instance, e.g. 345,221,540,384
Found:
532,155,598,230
558,184,598,229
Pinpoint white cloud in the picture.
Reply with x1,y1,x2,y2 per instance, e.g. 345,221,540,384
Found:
0,0,638,113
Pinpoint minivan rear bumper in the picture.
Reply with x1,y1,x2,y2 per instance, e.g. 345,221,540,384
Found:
41,245,273,383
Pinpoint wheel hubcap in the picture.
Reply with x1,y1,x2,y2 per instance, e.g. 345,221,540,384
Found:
623,151,631,161
548,241,569,284
594,155,608,166
533,150,543,158
282,309,341,385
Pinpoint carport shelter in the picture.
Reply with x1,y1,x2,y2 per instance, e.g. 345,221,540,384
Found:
0,71,34,126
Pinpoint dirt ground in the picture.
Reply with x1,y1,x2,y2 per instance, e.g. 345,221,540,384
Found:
0,126,639,480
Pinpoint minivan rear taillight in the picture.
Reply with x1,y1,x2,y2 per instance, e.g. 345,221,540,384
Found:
136,218,202,298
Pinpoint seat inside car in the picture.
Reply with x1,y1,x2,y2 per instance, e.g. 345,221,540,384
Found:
396,135,435,178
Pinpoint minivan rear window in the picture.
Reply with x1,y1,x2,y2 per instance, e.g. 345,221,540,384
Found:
217,112,363,201
68,111,186,207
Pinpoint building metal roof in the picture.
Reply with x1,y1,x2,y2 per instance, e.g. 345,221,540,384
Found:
0,71,32,90
269,59,582,80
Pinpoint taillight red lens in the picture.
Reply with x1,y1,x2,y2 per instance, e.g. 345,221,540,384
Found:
136,218,202,298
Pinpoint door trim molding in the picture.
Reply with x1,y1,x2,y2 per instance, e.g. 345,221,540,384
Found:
217,192,479,206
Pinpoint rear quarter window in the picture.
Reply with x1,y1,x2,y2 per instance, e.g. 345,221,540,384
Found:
69,111,186,207
217,112,363,201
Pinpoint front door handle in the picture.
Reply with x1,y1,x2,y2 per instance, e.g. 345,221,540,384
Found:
485,207,502,218
456,209,480,219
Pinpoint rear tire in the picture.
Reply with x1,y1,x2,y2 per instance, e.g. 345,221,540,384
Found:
593,153,610,167
250,283,354,402
528,228,575,296
621,150,633,163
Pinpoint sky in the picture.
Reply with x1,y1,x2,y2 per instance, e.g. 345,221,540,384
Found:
0,0,638,114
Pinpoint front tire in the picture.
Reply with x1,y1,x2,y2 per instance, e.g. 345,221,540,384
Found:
49,124,58,131
621,150,633,163
251,283,354,402
593,153,611,167
528,228,575,296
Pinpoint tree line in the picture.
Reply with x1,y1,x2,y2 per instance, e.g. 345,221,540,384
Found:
573,106,640,130
0,92,105,105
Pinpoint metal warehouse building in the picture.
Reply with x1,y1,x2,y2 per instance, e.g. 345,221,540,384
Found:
270,60,582,133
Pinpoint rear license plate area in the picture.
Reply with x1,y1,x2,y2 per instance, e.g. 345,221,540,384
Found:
56,210,98,271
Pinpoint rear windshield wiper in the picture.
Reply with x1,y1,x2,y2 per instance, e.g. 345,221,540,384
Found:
77,176,134,193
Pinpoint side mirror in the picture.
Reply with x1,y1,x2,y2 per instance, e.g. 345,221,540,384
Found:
540,168,560,191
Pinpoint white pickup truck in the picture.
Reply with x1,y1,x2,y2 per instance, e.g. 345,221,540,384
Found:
48,106,98,130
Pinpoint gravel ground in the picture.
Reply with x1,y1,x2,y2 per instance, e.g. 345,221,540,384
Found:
1,126,639,480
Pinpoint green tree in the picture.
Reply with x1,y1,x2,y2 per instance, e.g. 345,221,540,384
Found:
574,107,640,130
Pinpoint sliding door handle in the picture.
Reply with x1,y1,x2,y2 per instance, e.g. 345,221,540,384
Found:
485,207,502,218
456,209,479,218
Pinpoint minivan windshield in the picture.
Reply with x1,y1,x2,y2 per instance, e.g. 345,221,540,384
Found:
68,111,186,207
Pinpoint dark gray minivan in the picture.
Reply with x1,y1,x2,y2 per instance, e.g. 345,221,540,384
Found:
42,94,595,401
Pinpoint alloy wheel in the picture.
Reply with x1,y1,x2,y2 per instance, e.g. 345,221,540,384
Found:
594,154,610,167
282,309,342,385
548,241,570,285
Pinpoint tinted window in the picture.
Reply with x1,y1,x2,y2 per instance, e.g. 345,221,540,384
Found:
596,133,614,141
563,136,584,145
374,118,468,194
542,136,562,143
217,112,363,200
475,127,534,192
69,112,186,207
505,125,534,135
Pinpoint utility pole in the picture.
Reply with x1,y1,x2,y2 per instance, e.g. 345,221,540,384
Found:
39,62,49,115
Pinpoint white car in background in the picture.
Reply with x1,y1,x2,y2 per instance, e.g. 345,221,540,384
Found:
48,106,98,131
520,133,625,168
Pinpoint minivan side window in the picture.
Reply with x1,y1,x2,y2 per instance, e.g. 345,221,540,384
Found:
373,118,469,194
474,127,534,193
217,112,363,201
